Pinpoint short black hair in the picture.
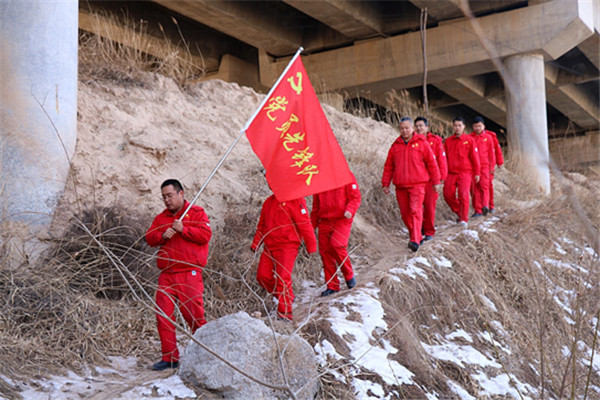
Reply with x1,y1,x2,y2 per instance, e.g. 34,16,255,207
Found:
161,179,183,192
414,116,428,126
399,116,413,124
473,116,485,124
453,116,466,124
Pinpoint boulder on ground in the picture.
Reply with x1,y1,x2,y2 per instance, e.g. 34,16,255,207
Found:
179,311,319,400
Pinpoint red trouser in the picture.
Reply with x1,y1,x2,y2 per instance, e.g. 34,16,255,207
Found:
317,218,354,291
490,171,496,209
471,170,491,214
395,184,426,244
422,183,439,237
156,270,206,362
444,172,472,222
256,245,298,320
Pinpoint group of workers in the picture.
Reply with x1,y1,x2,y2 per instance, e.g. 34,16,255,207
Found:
144,115,503,371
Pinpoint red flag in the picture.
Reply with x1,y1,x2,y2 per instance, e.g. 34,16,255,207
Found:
244,54,353,202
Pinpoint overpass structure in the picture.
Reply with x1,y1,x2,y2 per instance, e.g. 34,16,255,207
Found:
81,0,599,193
0,0,598,232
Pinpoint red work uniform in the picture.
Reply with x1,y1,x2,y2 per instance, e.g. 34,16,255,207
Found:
382,134,441,244
486,130,504,210
145,201,212,364
443,134,481,222
251,195,317,320
469,131,495,214
311,174,361,292
422,132,448,237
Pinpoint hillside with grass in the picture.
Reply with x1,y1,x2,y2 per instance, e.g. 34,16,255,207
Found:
0,31,599,400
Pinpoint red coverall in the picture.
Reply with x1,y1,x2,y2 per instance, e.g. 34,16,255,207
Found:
486,130,504,210
443,134,481,222
469,131,496,214
145,201,212,363
422,132,448,237
382,135,441,244
311,175,361,292
251,195,317,320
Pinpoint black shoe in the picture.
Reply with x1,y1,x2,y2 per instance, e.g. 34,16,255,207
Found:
408,241,419,252
471,213,483,218
152,360,179,371
321,288,339,297
482,207,489,216
346,277,356,289
423,235,434,241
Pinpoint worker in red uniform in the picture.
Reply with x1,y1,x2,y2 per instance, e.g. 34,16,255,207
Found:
145,179,212,371
469,117,496,217
443,117,481,226
473,116,504,213
251,193,317,321
311,173,361,297
414,116,448,241
382,117,441,252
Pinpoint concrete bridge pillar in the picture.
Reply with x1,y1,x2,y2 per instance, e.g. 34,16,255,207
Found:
0,1,78,230
504,52,551,195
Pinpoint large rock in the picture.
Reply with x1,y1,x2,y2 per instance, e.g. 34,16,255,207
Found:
179,311,319,400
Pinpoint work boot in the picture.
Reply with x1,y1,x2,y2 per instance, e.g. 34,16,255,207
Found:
152,360,179,371
321,288,339,297
346,277,357,289
459,221,468,228
423,235,434,241
471,213,483,218
408,241,419,252
482,207,489,216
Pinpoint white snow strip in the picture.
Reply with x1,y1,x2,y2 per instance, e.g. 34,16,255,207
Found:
326,287,415,386
478,331,511,355
446,329,473,343
353,378,385,399
471,371,537,400
434,256,452,269
447,380,477,400
461,229,480,241
390,257,429,280
478,294,498,312
116,375,196,399
554,242,567,255
422,342,500,369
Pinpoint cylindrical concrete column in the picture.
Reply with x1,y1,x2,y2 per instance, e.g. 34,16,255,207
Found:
504,52,551,194
0,0,78,229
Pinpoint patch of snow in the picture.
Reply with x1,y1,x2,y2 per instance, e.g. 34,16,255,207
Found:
447,380,477,400
324,287,415,387
422,341,500,369
116,375,196,399
434,256,452,269
390,257,429,280
554,242,567,255
471,371,537,400
478,331,511,354
353,378,385,399
478,294,498,312
315,339,343,363
461,229,480,241
446,329,473,343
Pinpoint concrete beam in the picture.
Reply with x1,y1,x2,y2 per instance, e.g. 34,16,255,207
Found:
198,54,266,92
545,63,600,130
578,32,600,70
434,75,507,126
408,0,525,21
79,8,218,72
283,0,383,38
261,0,594,91
549,131,600,167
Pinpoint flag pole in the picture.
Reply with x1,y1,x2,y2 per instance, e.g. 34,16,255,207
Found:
179,46,304,220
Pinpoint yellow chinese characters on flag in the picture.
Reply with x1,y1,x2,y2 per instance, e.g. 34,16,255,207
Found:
244,56,353,202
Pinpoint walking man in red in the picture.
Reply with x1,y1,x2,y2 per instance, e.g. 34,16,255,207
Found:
145,179,212,370
414,117,447,241
473,116,504,213
251,193,317,320
311,173,361,297
382,117,441,252
443,117,481,227
469,116,496,217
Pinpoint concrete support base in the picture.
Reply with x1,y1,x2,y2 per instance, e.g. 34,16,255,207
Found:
504,53,551,194
0,1,78,231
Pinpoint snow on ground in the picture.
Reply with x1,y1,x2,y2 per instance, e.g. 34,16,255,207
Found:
3,357,195,400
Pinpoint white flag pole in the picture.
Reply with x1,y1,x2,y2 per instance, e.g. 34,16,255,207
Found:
179,46,304,220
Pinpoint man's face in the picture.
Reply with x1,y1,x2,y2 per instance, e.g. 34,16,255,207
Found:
161,185,185,214
415,120,428,135
399,120,414,141
453,120,465,136
473,122,485,134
